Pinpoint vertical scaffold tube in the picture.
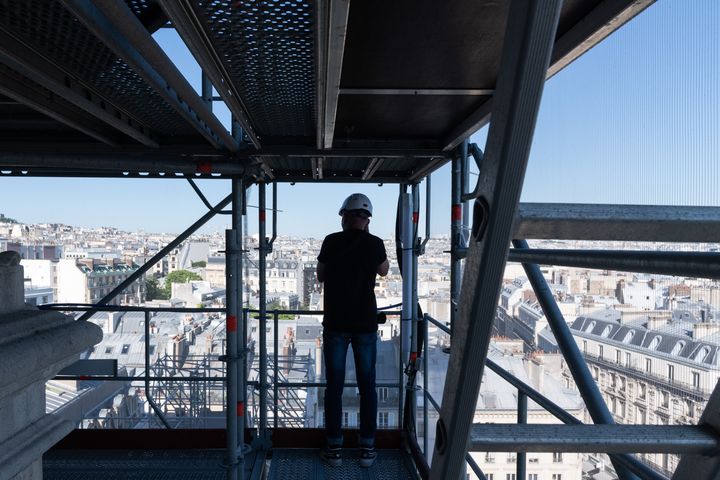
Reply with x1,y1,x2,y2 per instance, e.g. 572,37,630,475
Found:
232,177,245,475
400,191,413,366
258,182,268,438
225,227,239,480
449,144,464,339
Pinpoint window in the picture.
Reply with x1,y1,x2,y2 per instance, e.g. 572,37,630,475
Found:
693,372,701,389
599,345,604,359
342,411,350,427
487,475,494,480
506,452,516,463
553,452,563,463
105,346,113,354
616,350,622,364
639,383,646,399
625,352,632,367
645,358,652,373
506,475,516,480
121,344,130,355
649,336,662,350
668,365,675,383
583,340,587,353
637,407,646,423
661,391,670,408
528,457,539,463
552,475,562,480
378,412,389,428
378,387,389,402
148,345,156,356
485,453,495,463
528,475,538,480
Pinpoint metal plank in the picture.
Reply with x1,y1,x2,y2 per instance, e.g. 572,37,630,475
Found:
515,203,720,242
157,0,260,149
470,424,720,454
429,1,562,478
443,0,656,151
60,0,238,152
0,67,118,146
0,28,159,147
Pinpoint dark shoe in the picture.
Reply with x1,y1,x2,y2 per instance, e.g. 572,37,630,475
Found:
320,445,342,467
359,447,377,468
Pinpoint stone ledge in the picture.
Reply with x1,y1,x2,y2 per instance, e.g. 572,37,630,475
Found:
0,413,74,480
0,309,73,346
0,317,103,401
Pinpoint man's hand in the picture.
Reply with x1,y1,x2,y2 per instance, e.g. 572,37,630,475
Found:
377,258,389,277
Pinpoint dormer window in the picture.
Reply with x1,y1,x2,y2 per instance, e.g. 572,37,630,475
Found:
649,336,662,350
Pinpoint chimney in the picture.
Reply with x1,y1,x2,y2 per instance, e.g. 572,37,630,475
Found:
693,322,720,340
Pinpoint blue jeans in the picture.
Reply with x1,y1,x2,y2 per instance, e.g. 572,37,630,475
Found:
323,330,377,448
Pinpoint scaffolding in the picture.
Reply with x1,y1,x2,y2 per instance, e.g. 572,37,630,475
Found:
2,1,719,480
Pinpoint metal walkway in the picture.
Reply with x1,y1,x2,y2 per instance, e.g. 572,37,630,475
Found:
267,448,419,480
43,449,260,480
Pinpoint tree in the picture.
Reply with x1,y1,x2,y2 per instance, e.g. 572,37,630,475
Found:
145,277,168,300
163,269,202,298
191,261,207,268
0,213,18,223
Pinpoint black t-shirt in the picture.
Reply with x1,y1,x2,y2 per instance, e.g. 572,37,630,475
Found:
317,229,387,333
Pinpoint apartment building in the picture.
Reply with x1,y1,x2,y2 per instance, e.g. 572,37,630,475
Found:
566,309,720,476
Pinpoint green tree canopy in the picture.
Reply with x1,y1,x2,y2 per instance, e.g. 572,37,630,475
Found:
163,269,203,298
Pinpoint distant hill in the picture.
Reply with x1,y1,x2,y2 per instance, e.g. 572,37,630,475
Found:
0,214,18,224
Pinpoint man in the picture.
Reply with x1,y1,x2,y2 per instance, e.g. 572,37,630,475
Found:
316,193,389,468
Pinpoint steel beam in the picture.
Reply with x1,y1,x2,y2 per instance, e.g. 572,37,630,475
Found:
61,0,238,152
258,182,268,438
339,88,494,96
361,157,384,180
508,248,720,279
515,203,720,242
470,424,719,454
157,0,260,148
430,2,562,478
0,67,118,146
0,28,158,147
318,0,351,149
443,0,656,151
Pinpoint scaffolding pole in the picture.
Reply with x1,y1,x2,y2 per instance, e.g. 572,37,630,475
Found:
258,182,268,439
430,1,562,477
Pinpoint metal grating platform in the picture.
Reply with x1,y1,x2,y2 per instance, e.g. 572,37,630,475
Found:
268,448,419,480
43,449,260,480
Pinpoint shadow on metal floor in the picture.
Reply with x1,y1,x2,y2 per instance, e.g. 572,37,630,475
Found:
43,449,260,479
267,448,419,480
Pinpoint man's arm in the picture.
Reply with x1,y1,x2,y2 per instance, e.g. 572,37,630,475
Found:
377,258,389,277
317,261,326,283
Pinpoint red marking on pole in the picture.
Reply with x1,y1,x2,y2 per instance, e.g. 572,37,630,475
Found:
227,315,237,332
259,210,266,222
410,352,418,363
196,160,212,174
80,375,89,381
412,212,419,224
237,402,245,416
451,204,462,221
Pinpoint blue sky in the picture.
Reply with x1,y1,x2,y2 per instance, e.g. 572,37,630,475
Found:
0,1,717,239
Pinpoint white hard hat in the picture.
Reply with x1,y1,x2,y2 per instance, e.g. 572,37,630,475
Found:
339,193,373,217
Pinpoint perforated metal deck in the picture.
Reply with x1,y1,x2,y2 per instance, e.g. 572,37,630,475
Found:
267,448,419,480
43,449,261,480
